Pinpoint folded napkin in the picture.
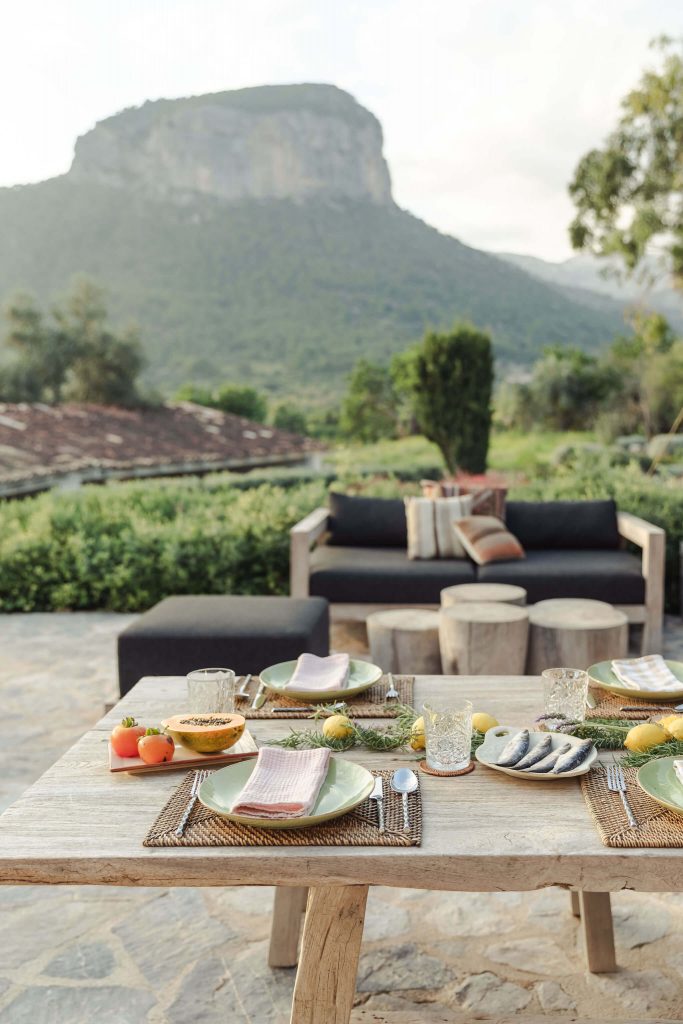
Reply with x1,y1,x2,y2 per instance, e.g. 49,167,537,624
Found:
674,759,683,788
286,652,350,692
230,746,331,819
611,655,681,693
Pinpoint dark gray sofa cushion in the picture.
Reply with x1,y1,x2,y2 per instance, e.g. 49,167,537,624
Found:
309,545,476,603
477,549,644,604
117,595,329,697
327,492,407,548
505,500,620,550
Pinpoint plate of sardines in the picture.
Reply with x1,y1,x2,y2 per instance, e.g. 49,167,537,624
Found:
475,725,597,780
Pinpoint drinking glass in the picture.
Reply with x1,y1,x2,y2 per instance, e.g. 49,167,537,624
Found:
187,668,237,714
423,700,473,772
542,667,588,725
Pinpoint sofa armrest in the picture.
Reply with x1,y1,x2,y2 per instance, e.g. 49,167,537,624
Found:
617,511,666,652
290,507,330,597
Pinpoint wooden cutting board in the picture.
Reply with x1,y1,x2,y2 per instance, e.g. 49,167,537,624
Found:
108,729,258,774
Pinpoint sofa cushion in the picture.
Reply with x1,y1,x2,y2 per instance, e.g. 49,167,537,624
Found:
309,544,477,603
477,549,644,604
452,515,525,565
505,500,620,551
327,492,407,548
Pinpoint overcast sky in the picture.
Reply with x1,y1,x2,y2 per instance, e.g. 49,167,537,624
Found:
1,0,680,260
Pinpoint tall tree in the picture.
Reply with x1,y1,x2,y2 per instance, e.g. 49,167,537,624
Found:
569,37,683,287
339,359,398,442
409,324,493,475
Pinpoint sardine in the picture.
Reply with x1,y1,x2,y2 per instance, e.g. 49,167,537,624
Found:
551,739,595,774
512,735,552,770
523,742,572,773
496,729,530,767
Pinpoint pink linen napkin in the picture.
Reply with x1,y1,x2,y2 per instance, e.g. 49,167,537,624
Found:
230,746,332,819
285,652,350,692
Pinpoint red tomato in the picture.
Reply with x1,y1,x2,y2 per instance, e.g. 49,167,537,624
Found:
138,730,175,765
110,717,146,758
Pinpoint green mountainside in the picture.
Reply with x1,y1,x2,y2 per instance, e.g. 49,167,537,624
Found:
0,85,627,399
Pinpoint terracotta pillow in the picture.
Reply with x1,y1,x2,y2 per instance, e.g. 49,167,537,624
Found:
452,515,525,566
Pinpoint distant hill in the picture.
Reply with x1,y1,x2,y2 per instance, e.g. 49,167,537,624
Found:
0,83,627,398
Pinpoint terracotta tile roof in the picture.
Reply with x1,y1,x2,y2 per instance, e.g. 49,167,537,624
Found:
0,402,322,496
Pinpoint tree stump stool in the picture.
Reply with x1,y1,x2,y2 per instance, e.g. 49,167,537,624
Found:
441,582,527,608
439,602,530,675
367,609,441,675
527,598,629,674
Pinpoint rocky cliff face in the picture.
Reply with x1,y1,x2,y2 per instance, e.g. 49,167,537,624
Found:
68,84,393,206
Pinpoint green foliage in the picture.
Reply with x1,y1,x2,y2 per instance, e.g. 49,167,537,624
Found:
339,359,398,442
0,277,145,406
173,381,268,422
272,402,308,435
408,323,493,474
570,37,683,285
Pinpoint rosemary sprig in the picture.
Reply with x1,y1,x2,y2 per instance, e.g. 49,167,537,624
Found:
620,738,683,769
559,718,634,749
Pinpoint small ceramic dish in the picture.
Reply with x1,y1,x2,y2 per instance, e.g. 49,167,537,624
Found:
637,756,683,817
587,659,683,702
475,725,597,780
259,658,383,702
198,755,375,829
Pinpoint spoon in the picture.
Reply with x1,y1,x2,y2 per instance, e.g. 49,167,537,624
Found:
235,674,252,701
390,767,418,833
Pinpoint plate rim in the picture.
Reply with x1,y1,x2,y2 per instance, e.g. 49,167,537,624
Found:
259,657,383,702
587,658,683,701
636,755,683,817
198,754,375,829
475,724,597,780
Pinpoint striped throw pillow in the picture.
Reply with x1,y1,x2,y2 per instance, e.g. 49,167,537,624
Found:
452,515,525,566
405,495,474,559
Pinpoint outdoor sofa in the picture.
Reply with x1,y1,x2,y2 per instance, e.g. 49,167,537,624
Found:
290,494,665,654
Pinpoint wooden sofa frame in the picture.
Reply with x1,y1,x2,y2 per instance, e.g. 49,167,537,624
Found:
290,508,665,655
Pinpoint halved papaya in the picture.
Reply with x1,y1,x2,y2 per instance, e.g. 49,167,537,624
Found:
162,713,245,753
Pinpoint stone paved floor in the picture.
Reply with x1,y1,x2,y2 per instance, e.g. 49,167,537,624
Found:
1,612,683,1022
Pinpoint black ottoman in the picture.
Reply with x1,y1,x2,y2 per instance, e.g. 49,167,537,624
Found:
117,595,329,697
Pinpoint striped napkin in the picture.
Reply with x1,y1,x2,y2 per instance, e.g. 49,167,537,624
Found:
611,655,681,692
230,747,331,819
286,652,350,691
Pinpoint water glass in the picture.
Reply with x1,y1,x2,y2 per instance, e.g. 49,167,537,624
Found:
542,667,588,725
187,668,237,714
423,700,473,772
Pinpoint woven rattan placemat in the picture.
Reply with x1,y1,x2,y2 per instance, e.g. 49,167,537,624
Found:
144,767,422,848
581,762,683,848
586,689,677,721
243,675,414,719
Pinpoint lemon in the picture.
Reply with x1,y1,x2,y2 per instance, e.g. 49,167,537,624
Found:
667,719,683,741
624,722,669,753
658,715,683,738
410,716,425,751
322,714,354,741
472,712,499,734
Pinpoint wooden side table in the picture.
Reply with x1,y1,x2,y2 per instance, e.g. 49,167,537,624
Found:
439,601,529,675
527,598,629,674
441,582,527,607
367,608,441,674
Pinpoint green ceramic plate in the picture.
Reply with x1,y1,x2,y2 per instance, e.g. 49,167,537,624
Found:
587,659,683,702
475,725,597,780
198,754,375,829
637,756,683,817
259,658,383,702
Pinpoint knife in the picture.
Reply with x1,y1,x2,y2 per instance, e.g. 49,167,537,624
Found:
370,776,385,834
251,681,267,710
272,701,346,714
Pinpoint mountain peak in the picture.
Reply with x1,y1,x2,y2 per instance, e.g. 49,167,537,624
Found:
67,83,393,206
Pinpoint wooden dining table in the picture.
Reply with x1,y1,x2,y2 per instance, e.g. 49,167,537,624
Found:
0,674,681,1024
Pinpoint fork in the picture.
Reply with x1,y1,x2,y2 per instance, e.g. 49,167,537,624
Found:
234,674,252,701
385,673,400,701
606,762,637,828
176,769,210,837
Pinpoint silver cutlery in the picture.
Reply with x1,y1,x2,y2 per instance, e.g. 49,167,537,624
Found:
176,769,210,837
390,767,418,833
273,701,345,714
235,674,252,701
251,680,267,710
606,762,637,828
369,776,385,833
619,703,683,712
385,673,400,701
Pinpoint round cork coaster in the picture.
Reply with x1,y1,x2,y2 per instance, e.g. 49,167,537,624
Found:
418,759,475,778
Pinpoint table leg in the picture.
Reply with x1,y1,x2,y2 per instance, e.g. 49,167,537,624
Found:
570,891,581,917
269,886,309,967
579,891,617,973
290,884,368,1024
